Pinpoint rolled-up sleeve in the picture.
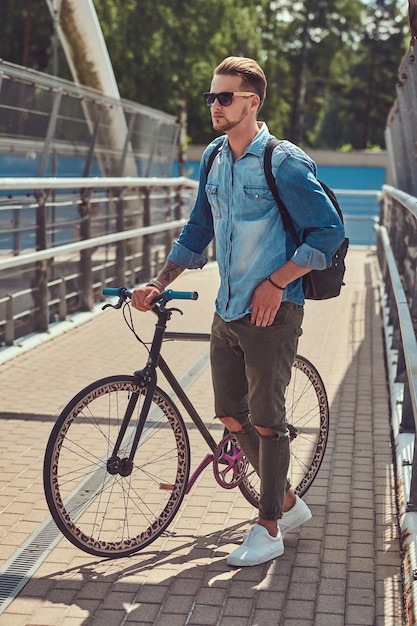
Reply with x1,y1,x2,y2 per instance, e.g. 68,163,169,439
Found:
167,241,208,269
291,243,329,270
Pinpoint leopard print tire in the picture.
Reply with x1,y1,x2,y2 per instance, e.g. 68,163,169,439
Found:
238,355,330,507
43,375,190,558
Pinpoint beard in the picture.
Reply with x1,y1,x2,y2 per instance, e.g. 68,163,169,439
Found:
212,104,249,132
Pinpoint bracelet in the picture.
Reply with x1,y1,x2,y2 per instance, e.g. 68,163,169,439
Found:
266,276,285,291
146,278,165,293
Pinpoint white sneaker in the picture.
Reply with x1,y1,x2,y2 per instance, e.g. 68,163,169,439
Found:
227,524,284,567
279,495,312,536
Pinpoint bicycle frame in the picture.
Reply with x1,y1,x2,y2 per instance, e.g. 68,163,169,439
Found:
109,307,228,493
159,331,223,493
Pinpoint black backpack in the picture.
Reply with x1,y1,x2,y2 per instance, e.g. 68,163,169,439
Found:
206,137,349,300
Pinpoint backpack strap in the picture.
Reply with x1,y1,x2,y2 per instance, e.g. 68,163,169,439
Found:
263,138,301,247
206,141,223,177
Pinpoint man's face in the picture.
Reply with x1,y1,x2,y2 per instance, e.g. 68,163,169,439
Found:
208,74,254,134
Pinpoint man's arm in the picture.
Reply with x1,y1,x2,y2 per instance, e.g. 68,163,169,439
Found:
131,261,185,311
132,143,217,313
158,261,186,287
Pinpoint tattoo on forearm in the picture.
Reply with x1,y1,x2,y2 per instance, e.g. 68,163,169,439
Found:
158,261,184,286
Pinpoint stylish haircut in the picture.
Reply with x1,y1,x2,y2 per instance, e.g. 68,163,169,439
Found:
213,56,267,110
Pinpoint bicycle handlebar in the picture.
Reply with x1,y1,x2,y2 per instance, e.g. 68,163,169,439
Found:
161,290,199,301
102,287,199,307
103,287,132,298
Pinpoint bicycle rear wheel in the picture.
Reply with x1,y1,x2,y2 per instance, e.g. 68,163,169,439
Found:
239,355,329,507
44,375,190,558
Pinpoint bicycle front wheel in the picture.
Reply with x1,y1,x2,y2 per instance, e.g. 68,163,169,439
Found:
44,375,190,558
239,355,329,506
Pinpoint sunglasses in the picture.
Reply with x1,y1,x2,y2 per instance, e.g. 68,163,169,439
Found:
203,91,257,107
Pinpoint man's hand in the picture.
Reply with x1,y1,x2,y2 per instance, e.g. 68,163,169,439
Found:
250,280,283,327
251,261,310,325
131,286,160,312
131,261,185,312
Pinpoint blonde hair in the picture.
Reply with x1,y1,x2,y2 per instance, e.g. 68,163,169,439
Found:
214,56,267,110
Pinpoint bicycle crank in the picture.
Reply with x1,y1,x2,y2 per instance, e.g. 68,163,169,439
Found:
212,434,248,489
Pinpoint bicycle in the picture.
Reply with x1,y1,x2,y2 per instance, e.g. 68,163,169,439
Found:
43,287,329,559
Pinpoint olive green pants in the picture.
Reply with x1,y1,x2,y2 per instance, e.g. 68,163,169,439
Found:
210,303,304,520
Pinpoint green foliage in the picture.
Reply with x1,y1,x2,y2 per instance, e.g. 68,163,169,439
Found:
2,0,54,71
0,0,410,150
312,0,408,149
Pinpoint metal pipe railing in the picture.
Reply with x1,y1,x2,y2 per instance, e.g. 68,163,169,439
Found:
377,183,417,624
377,185,417,508
0,176,199,346
0,175,195,191
0,219,187,271
0,175,379,348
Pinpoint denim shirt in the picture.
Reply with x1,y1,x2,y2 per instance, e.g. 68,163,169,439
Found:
167,123,345,321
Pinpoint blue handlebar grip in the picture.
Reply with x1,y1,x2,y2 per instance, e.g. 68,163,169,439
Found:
164,290,198,301
103,288,122,296
102,287,132,298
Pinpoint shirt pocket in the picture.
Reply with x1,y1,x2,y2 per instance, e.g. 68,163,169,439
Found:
205,183,221,219
240,185,274,221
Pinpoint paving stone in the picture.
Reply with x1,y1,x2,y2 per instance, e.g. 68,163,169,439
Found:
0,252,404,626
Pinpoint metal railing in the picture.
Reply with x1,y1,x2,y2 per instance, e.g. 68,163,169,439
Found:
0,59,186,349
385,48,417,196
0,175,201,346
377,182,417,624
0,176,383,347
377,185,417,482
377,179,417,626
0,59,179,179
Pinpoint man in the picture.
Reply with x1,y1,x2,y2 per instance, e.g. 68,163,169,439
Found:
132,56,345,567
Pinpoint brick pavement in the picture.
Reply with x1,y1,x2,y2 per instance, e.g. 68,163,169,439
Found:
0,248,404,625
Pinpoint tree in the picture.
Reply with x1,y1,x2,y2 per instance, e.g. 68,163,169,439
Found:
0,0,410,151
315,0,408,149
2,0,57,72
259,0,366,146
93,0,263,166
